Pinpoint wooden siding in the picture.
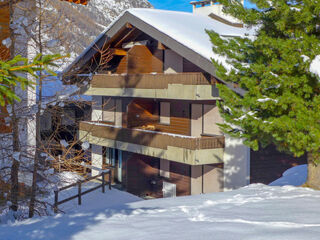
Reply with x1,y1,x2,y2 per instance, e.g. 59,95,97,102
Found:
127,99,157,128
116,56,127,74
60,0,89,5
91,72,215,89
126,99,191,136
250,145,307,184
168,161,191,196
156,101,190,136
80,121,225,150
127,45,163,74
124,152,191,198
125,152,162,198
0,5,10,60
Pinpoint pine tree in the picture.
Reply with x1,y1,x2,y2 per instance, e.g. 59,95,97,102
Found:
207,0,320,188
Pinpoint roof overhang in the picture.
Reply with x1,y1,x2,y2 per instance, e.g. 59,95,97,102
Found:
63,11,245,96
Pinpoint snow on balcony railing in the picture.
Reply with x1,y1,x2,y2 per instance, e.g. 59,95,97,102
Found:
90,72,215,89
80,121,224,150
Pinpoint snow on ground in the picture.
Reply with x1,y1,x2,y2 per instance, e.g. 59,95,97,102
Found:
1,183,320,240
269,164,307,187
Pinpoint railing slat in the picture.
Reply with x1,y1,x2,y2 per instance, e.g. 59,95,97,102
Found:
91,72,214,89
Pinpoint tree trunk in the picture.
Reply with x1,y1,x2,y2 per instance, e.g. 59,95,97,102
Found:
9,0,20,213
306,152,320,189
10,109,20,211
28,0,43,218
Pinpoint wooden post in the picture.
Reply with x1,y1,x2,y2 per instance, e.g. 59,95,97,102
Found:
108,170,112,190
102,172,105,193
54,190,58,213
78,182,82,205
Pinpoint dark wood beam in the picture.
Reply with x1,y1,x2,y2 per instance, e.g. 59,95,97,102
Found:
114,28,140,48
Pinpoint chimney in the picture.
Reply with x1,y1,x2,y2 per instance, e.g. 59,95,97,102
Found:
190,1,244,25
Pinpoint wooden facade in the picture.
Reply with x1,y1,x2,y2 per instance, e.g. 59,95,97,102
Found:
0,5,10,61
123,152,191,198
60,0,89,5
91,72,215,89
72,11,308,198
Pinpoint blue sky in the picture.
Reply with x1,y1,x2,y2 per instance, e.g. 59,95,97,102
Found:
148,0,257,12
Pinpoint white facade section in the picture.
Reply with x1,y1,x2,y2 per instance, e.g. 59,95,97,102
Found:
102,97,115,123
223,135,250,191
92,96,103,121
115,99,122,127
91,144,103,176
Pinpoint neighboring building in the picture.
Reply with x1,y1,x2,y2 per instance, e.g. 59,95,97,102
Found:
64,1,306,198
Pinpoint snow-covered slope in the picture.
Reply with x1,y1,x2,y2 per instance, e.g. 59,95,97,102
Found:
1,184,320,240
25,0,152,68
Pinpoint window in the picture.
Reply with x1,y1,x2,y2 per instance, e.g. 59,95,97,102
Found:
160,102,170,125
102,97,115,123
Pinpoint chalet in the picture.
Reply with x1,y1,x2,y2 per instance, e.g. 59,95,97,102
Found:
64,1,306,198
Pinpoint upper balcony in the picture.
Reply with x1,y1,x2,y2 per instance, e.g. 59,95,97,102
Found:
79,121,224,165
85,72,220,100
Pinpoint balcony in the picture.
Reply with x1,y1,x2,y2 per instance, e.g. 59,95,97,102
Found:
85,72,220,100
79,121,225,165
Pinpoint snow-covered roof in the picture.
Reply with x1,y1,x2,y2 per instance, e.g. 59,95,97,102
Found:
127,8,253,67
63,8,254,95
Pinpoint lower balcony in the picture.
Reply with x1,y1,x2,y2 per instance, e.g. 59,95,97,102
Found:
79,121,225,165
85,73,220,100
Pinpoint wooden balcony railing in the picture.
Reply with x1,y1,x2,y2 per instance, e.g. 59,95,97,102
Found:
80,121,224,150
91,72,215,89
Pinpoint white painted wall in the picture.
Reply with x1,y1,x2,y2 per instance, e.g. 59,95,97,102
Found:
223,135,250,191
164,50,183,73
91,144,103,176
115,99,122,127
92,96,103,121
